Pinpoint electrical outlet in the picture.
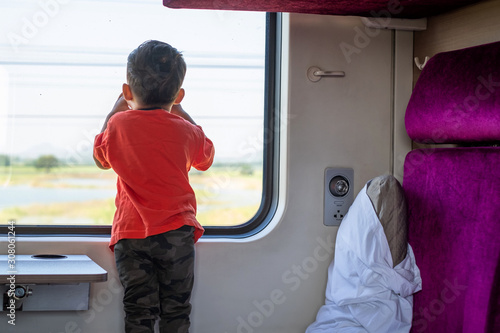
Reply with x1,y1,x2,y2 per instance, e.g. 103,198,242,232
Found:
324,167,354,226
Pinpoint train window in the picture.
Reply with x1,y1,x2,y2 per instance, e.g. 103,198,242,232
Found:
0,1,279,236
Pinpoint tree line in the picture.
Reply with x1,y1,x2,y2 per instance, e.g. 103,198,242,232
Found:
0,154,59,173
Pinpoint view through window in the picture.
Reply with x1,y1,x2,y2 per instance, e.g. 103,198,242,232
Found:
0,1,267,228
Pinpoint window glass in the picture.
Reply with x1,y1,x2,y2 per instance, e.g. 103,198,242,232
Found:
0,1,267,228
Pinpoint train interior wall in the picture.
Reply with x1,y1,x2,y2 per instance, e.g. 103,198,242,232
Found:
1,0,500,332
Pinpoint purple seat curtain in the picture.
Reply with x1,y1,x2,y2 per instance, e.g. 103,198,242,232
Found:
406,42,500,144
404,41,500,332
163,0,484,19
403,148,500,332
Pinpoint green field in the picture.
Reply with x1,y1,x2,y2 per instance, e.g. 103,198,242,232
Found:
0,164,262,227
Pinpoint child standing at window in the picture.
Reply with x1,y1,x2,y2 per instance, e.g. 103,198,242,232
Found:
93,40,215,333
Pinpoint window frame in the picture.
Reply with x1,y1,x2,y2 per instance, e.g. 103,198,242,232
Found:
0,12,281,238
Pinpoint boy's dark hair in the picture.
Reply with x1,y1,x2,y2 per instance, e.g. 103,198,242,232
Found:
127,40,186,106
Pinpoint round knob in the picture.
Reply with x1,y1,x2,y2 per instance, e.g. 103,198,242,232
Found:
329,176,349,197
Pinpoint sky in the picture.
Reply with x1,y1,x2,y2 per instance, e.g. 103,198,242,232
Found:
0,0,267,164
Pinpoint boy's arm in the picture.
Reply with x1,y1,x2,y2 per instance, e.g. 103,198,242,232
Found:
93,155,109,170
93,94,130,170
99,93,130,133
171,104,214,171
170,104,196,125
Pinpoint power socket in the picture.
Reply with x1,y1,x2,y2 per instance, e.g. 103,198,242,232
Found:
324,167,354,226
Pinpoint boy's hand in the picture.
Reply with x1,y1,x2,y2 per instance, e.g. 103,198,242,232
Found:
99,93,130,133
171,104,196,125
110,93,130,115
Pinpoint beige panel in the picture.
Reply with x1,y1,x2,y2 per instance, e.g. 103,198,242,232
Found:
393,30,413,182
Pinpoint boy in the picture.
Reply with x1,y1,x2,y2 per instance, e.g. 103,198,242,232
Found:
93,40,215,333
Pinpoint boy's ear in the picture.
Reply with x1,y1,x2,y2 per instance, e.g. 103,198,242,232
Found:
173,88,185,105
122,83,133,101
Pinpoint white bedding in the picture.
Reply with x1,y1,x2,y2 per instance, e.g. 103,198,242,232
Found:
306,183,422,333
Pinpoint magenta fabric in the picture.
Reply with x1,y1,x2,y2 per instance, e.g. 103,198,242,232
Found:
163,0,482,19
403,147,500,333
406,41,500,144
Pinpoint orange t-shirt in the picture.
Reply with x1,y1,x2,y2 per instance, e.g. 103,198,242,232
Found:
93,109,214,250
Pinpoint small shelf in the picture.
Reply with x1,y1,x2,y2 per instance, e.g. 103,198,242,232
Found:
0,254,107,284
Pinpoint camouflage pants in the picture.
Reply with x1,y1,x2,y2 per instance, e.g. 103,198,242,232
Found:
114,226,195,333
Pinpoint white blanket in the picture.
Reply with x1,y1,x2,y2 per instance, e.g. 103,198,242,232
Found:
306,184,422,333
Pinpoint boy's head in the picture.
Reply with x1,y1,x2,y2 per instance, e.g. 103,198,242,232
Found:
125,40,186,108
